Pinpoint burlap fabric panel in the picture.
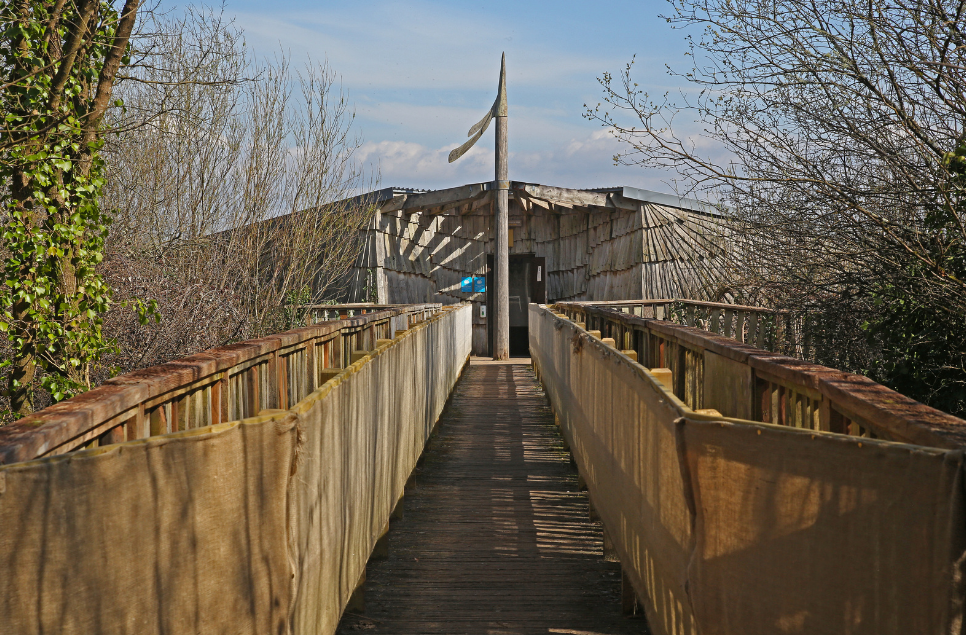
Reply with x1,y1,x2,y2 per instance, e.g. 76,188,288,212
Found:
530,307,698,635
289,306,471,635
0,413,298,635
680,418,966,635
530,305,966,635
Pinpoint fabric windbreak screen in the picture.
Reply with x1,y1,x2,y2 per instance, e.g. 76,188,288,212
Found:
288,304,471,635
529,304,966,635
0,413,298,635
530,305,698,635
681,417,966,635
0,304,472,635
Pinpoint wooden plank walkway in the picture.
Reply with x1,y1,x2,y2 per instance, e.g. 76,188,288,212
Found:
337,358,648,635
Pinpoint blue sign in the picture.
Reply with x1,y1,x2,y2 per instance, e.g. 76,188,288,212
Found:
461,276,486,293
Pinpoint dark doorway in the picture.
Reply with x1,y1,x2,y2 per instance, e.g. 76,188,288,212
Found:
486,253,546,357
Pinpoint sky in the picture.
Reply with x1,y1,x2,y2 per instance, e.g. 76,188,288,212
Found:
209,0,697,193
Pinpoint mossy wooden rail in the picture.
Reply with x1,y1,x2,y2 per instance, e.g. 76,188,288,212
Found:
0,303,440,465
0,303,471,635
554,300,966,446
532,302,966,635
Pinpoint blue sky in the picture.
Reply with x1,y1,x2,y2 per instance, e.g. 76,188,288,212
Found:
218,0,696,192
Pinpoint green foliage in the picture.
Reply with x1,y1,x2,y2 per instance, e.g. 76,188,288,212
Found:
862,141,966,416
864,286,966,416
0,172,113,402
283,286,312,330
363,268,379,303
0,1,140,410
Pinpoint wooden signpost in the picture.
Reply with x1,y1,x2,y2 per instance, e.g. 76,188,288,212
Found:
449,54,509,359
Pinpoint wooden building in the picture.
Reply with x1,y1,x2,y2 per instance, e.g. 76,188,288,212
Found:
345,181,730,355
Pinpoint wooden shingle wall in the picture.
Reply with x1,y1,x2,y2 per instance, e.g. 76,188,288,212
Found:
349,210,491,352
348,192,729,354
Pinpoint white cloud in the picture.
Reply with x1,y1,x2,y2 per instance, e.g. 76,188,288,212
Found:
356,139,491,187
222,0,712,198
232,2,616,93
357,128,687,193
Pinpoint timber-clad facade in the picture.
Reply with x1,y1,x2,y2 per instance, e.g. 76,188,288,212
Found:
346,181,729,355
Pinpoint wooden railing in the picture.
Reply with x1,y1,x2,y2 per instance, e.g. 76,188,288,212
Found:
553,301,966,448
0,303,471,635
299,303,428,322
0,304,441,465
561,299,799,354
530,303,966,635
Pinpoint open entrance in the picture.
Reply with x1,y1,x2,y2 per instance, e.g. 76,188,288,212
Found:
486,253,546,357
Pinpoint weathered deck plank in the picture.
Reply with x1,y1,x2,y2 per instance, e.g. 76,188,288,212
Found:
337,358,648,635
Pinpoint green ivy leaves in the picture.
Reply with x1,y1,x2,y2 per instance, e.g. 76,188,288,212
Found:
0,0,136,412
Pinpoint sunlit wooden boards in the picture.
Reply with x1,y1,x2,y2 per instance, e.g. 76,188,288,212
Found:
343,182,731,353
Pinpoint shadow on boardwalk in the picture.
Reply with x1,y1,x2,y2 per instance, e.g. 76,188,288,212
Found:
337,358,650,635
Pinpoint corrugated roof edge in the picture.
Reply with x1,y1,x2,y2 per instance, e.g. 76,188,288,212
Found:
591,185,725,216
354,182,726,216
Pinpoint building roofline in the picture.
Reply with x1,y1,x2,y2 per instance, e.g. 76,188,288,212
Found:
365,181,724,216
617,186,722,216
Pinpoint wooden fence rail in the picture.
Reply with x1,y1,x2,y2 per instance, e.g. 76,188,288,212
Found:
300,303,410,322
0,303,471,635
0,304,441,465
552,301,966,449
561,299,801,355
530,303,966,635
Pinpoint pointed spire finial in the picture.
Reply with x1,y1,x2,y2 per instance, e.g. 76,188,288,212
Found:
496,52,507,117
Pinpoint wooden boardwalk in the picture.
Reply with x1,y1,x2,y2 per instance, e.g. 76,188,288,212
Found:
337,358,648,635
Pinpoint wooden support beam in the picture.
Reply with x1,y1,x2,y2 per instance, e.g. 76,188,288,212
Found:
463,191,493,214
526,197,552,212
379,194,407,212
516,183,610,208
493,57,509,360
610,194,639,211
402,182,487,211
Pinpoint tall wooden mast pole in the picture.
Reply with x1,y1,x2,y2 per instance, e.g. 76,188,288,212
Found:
493,53,509,360
444,55,510,358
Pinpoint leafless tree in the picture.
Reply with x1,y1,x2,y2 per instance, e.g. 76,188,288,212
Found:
588,0,966,414
98,8,375,376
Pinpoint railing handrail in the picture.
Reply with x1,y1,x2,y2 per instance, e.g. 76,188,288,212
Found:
553,302,966,449
564,298,787,313
0,303,443,465
530,302,966,634
297,303,407,309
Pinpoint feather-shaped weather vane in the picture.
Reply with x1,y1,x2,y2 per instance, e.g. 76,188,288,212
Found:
448,54,508,164
449,54,511,359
